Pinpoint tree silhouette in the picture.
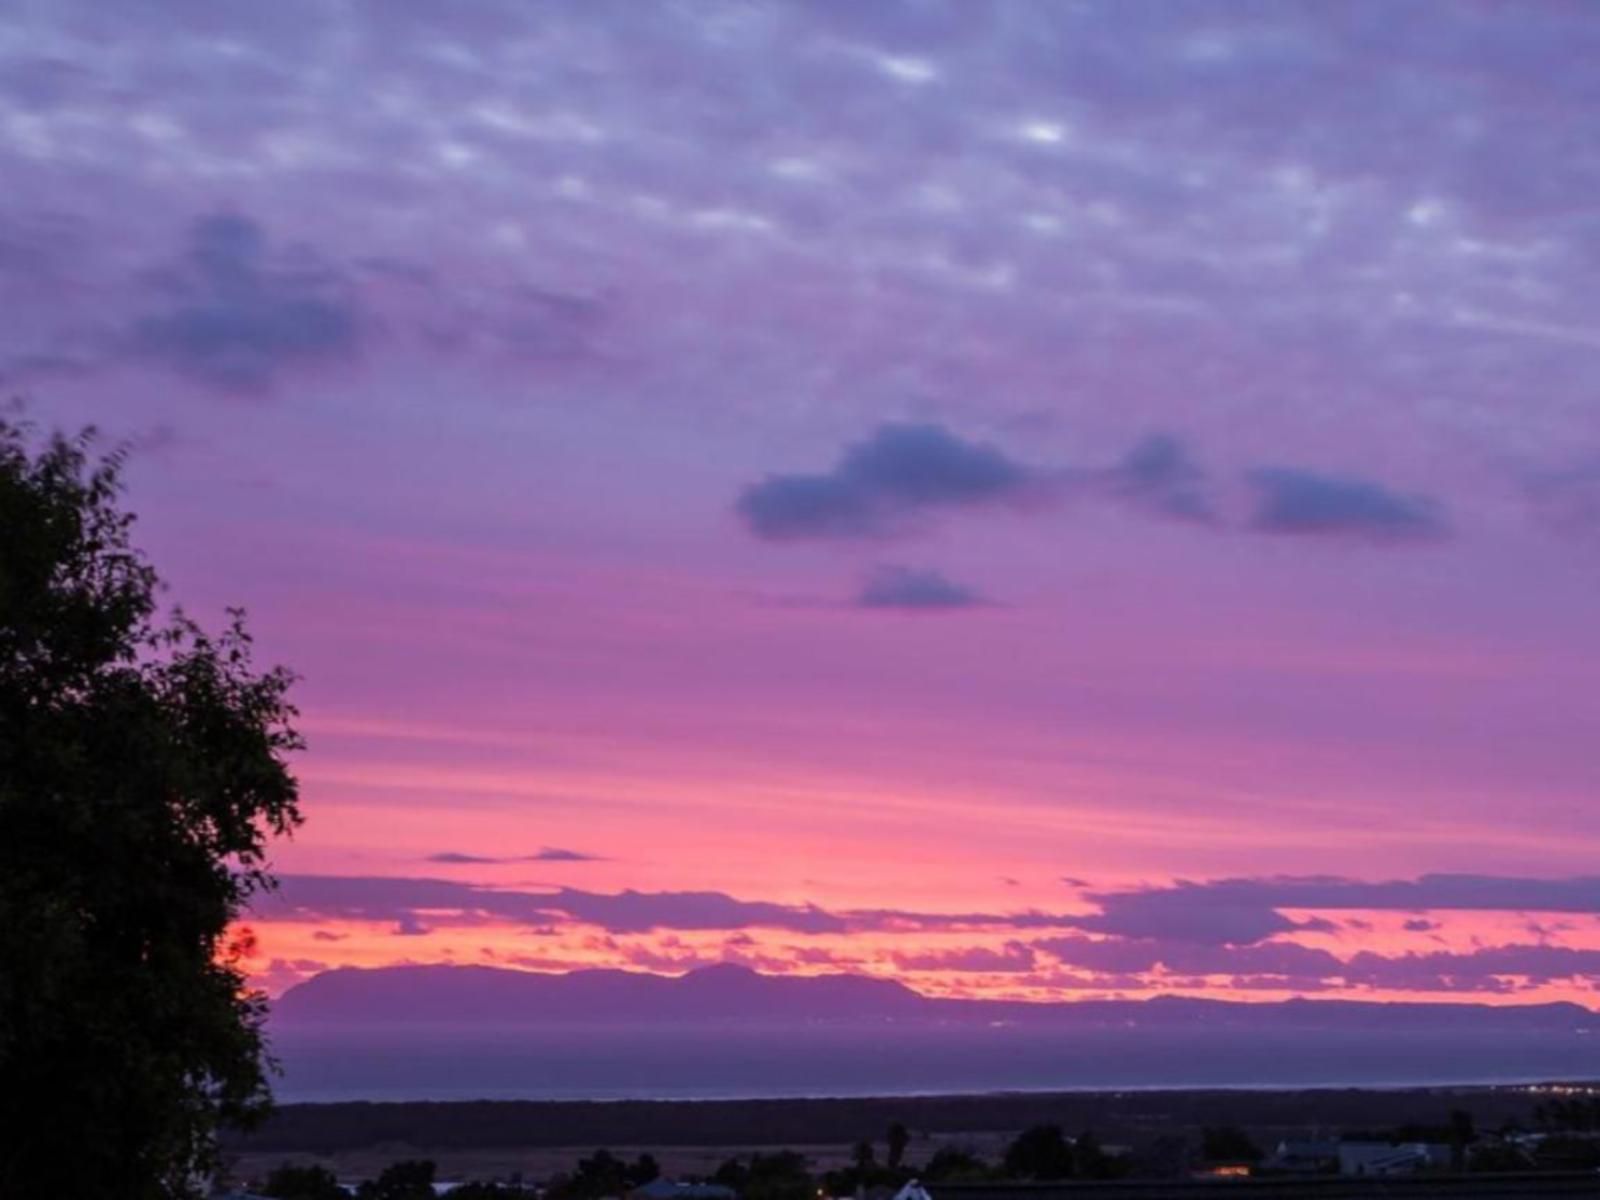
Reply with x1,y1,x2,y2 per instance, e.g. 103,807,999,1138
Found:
263,1163,346,1199
1003,1125,1075,1180
0,421,303,1197
714,1151,814,1200
887,1122,910,1170
548,1148,663,1200
1200,1125,1263,1164
922,1146,987,1182
358,1159,436,1200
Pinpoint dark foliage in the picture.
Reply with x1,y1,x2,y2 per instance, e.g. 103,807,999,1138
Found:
921,1146,989,1182
1468,1141,1534,1173
1070,1130,1127,1180
1535,1096,1600,1132
713,1150,814,1200
1200,1125,1264,1164
357,1159,436,1199
548,1149,662,1200
263,1162,345,1199
886,1121,910,1170
0,420,302,1197
1003,1124,1076,1180
1534,1136,1600,1171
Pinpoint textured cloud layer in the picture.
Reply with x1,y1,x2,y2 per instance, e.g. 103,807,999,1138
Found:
253,872,1600,1000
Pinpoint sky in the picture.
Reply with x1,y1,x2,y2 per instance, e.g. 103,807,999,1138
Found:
5,0,1600,1008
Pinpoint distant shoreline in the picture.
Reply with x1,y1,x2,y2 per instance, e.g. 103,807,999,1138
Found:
268,1075,1600,1106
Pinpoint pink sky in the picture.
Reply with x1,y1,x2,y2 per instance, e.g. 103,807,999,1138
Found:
5,1,1600,1006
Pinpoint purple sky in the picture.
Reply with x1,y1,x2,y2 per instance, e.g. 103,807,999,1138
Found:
5,0,1600,1004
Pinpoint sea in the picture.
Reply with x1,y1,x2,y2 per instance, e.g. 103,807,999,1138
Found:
267,1023,1600,1103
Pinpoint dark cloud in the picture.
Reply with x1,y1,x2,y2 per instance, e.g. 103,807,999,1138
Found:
1037,934,1600,994
1066,875,1600,947
265,875,849,935
132,212,361,392
262,874,1087,938
1343,944,1600,991
1129,874,1600,914
1105,433,1215,523
892,942,1038,973
1403,918,1440,932
1067,881,1326,946
533,846,604,862
556,889,845,935
1038,934,1343,978
1246,467,1448,543
393,911,431,937
739,428,1457,554
856,564,985,610
425,847,604,864
262,872,1600,992
736,422,1039,540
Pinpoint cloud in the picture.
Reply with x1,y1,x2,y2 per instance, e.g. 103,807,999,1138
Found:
736,422,1039,539
131,212,361,391
1035,933,1600,994
393,911,431,937
1037,934,1343,979
1403,918,1440,932
1067,881,1329,946
1066,874,1600,946
1123,874,1600,914
856,564,986,610
262,871,1600,994
740,429,1457,554
1246,467,1448,543
262,874,1088,938
425,847,604,864
891,942,1038,973
1105,433,1215,523
533,846,604,862
554,889,846,935
264,875,849,935
1342,944,1600,990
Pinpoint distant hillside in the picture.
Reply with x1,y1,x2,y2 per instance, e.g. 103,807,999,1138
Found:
273,962,924,1024
273,963,1599,1031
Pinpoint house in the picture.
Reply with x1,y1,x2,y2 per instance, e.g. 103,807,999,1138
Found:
1262,1140,1338,1174
1336,1142,1451,1176
629,1180,739,1200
